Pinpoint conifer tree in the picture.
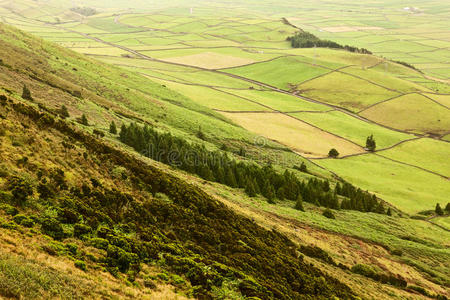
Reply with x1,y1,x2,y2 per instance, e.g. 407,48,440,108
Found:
435,203,444,216
245,178,257,197
387,207,392,216
295,194,305,211
109,121,117,134
445,203,450,214
80,114,89,126
22,85,33,101
60,105,70,118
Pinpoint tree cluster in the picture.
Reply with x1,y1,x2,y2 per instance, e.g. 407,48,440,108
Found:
119,123,387,214
287,31,372,54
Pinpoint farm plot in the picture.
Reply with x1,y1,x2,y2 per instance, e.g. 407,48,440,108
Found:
378,138,450,177
224,56,332,90
360,93,450,135
221,112,364,157
298,72,400,111
317,154,450,214
291,111,414,149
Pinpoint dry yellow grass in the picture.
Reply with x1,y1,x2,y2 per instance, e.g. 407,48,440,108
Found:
163,52,255,69
221,112,364,157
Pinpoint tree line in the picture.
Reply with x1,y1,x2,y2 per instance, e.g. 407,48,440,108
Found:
287,31,372,54
119,123,388,214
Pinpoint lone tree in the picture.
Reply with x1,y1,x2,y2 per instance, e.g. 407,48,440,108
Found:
60,105,70,118
80,114,89,126
387,207,392,216
366,135,376,152
328,148,339,158
22,85,33,101
435,203,444,216
295,194,305,211
109,121,117,134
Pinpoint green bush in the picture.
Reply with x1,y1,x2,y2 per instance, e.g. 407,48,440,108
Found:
65,243,78,256
1,204,18,216
89,237,109,250
322,209,335,219
74,260,87,271
8,176,33,206
40,218,65,240
13,214,34,227
73,223,92,238
351,264,377,278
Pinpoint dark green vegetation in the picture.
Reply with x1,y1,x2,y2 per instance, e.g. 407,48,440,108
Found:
288,31,372,54
0,91,354,299
120,123,388,214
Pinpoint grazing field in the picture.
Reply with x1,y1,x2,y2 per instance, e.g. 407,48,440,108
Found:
317,154,449,214
378,138,450,177
222,112,365,157
291,110,414,149
360,93,450,135
298,72,400,111
224,56,332,89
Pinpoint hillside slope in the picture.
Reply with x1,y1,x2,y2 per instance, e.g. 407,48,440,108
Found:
0,22,358,299
0,19,449,300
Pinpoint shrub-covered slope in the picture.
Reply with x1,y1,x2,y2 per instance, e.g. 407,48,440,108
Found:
0,23,356,299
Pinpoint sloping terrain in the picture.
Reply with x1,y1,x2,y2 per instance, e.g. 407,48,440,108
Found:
0,2,449,300
0,23,354,299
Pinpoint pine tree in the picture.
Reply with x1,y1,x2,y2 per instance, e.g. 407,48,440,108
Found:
225,168,237,188
22,85,33,101
80,114,89,126
294,194,304,211
299,162,308,172
387,207,392,216
245,178,257,197
109,121,117,134
435,203,444,216
366,135,376,152
445,203,450,214
266,185,276,204
375,202,385,214
60,105,70,118
328,148,339,158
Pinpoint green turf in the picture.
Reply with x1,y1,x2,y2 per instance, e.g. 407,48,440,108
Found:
290,110,414,149
224,56,331,89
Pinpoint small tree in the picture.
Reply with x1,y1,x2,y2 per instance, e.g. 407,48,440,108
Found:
445,203,450,214
366,135,376,152
80,114,89,126
435,203,444,216
244,179,257,197
22,85,33,101
299,162,308,173
60,105,70,118
8,176,33,206
386,207,392,216
295,194,305,211
328,148,339,158
109,121,117,134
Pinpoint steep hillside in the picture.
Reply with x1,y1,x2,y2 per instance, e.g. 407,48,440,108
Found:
0,22,359,299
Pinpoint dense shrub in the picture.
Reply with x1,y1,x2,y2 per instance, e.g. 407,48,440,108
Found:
73,223,92,238
322,209,335,219
74,260,87,271
40,218,65,240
